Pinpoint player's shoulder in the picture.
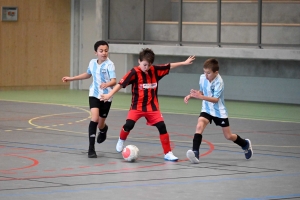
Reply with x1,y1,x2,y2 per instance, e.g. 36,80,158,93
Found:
215,74,224,83
200,74,206,80
153,63,170,68
89,59,97,65
105,58,114,65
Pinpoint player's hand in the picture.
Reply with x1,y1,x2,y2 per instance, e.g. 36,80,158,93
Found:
184,95,191,104
190,89,203,99
62,77,70,82
100,94,110,102
100,83,108,89
184,55,195,65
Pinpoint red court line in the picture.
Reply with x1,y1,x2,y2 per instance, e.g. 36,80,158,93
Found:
0,154,39,172
0,162,167,181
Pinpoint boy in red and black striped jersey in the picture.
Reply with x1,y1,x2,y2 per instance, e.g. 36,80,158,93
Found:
101,48,195,161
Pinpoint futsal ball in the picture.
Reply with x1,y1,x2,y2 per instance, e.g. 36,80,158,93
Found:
122,145,139,162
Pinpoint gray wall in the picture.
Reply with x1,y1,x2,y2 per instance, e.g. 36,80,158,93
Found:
71,0,300,105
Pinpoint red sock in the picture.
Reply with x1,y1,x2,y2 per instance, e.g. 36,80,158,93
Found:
160,133,171,154
120,128,129,140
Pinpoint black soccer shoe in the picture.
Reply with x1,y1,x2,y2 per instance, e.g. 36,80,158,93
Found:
97,124,108,144
88,149,97,158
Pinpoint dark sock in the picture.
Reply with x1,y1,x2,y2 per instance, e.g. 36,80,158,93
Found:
99,124,108,133
88,121,98,150
234,135,248,148
192,133,202,152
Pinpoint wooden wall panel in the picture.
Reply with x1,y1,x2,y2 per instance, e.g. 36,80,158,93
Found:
0,0,70,90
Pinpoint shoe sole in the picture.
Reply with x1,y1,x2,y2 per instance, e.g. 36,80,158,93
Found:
245,139,253,159
186,150,199,164
88,154,97,158
116,149,123,153
164,158,178,162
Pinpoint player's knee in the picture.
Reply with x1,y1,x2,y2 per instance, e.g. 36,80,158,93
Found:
224,134,234,141
154,121,167,134
196,123,204,132
123,119,135,132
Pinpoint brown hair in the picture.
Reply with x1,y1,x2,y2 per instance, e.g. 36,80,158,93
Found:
139,48,155,64
203,58,219,72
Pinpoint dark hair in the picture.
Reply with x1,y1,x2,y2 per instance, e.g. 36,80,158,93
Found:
139,48,155,64
203,58,219,72
94,40,109,51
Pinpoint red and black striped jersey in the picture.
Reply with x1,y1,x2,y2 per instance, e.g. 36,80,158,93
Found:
118,63,171,111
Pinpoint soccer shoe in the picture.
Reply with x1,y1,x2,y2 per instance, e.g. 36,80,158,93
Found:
97,124,108,144
164,151,178,161
186,150,200,164
88,149,97,158
116,138,125,153
243,139,253,159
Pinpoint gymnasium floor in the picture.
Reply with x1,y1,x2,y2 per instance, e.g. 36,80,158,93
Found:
0,90,300,200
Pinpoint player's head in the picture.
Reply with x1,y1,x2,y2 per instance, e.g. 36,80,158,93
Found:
138,48,155,73
203,58,219,82
94,40,109,63
94,40,109,51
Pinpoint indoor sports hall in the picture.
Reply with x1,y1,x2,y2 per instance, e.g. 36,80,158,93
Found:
0,90,300,200
1,0,300,200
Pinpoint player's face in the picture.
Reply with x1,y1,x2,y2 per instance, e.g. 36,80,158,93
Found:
138,59,151,73
95,45,109,63
203,68,218,82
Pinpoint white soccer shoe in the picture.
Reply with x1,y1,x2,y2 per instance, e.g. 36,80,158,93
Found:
186,150,200,164
116,138,125,153
164,151,178,161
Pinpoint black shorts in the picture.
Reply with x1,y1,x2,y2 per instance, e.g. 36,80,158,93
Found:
199,112,230,127
89,97,112,118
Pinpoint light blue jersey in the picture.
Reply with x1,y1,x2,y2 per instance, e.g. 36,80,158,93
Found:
87,58,116,101
199,74,228,118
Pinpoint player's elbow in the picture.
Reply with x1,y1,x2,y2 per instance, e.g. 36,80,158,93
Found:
111,79,117,86
212,98,219,104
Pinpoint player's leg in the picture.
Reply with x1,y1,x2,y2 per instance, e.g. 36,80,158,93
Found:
96,101,111,144
88,97,100,158
221,123,253,159
116,119,136,152
146,111,178,161
153,121,178,161
116,110,141,152
187,115,210,164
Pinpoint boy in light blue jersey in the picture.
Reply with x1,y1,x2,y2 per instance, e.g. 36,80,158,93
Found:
184,58,253,164
62,40,116,158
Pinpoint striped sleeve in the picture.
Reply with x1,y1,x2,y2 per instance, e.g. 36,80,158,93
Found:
119,68,136,88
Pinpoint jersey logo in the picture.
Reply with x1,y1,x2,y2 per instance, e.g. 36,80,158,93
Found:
211,85,215,97
140,83,157,89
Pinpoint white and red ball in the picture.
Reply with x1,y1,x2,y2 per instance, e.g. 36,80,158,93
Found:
122,145,139,162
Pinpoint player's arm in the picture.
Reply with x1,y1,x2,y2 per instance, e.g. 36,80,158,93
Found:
100,84,122,101
62,72,91,82
100,78,117,89
170,56,195,69
190,89,219,103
